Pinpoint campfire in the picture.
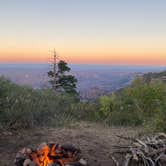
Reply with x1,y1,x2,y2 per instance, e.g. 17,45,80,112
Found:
14,142,87,166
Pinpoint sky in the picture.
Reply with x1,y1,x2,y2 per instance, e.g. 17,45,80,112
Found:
0,0,166,65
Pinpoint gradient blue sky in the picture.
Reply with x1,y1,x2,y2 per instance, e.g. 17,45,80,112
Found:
0,0,166,65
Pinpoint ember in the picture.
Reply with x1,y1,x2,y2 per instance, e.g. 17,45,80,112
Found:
14,142,87,166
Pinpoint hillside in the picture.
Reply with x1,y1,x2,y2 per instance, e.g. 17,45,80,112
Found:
143,70,166,83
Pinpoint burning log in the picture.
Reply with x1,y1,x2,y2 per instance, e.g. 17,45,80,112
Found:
14,142,87,166
111,133,166,166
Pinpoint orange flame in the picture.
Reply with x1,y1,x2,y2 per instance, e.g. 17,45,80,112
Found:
29,143,77,166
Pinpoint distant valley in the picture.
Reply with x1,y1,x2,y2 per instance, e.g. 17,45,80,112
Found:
0,64,165,99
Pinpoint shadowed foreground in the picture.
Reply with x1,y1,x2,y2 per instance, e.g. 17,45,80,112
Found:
0,122,143,166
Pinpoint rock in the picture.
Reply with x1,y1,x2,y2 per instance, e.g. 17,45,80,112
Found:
37,142,48,151
26,148,32,154
79,158,87,165
23,159,35,166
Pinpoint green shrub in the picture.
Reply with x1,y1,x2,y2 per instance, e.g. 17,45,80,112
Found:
96,77,166,128
104,110,143,126
69,102,98,121
1,75,166,131
126,78,166,116
146,103,166,132
0,77,78,130
98,95,116,118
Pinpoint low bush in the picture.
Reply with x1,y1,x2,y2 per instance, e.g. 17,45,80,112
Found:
95,78,166,129
0,77,78,130
0,76,165,132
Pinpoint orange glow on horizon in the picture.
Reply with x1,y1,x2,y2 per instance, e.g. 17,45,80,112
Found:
0,51,166,65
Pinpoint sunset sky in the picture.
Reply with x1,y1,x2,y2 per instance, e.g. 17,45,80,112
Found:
0,0,166,65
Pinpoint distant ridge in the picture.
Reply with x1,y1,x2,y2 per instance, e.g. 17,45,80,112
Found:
0,64,165,99
143,70,166,83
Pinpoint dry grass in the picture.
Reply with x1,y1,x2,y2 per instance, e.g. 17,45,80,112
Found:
0,122,144,166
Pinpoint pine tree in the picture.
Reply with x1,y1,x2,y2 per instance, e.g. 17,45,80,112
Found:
48,51,78,95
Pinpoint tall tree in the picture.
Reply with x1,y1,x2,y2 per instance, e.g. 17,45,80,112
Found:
48,50,78,95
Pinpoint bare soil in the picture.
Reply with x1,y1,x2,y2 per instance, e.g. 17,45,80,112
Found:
0,122,144,166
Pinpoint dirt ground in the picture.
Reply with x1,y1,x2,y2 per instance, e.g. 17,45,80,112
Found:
0,122,144,166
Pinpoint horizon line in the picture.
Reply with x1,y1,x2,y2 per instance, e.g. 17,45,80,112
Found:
0,62,166,68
